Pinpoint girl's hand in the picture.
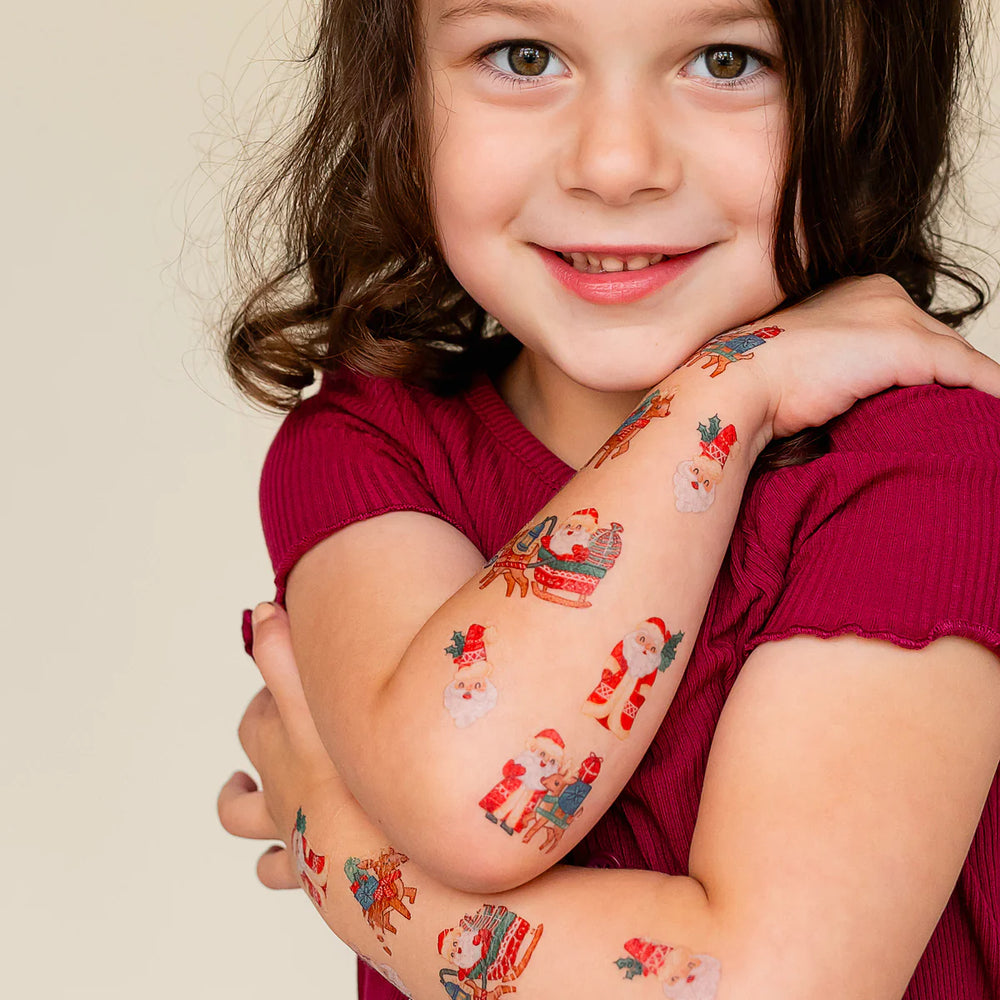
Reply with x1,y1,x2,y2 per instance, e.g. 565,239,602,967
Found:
726,275,1000,440
217,603,347,891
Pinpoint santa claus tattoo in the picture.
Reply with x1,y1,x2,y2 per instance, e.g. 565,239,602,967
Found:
479,729,571,835
581,620,684,739
443,624,499,728
530,508,624,608
616,937,721,999
292,807,328,910
437,903,544,999
672,416,738,514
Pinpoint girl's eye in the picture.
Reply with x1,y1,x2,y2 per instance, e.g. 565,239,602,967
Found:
482,41,565,83
685,45,769,86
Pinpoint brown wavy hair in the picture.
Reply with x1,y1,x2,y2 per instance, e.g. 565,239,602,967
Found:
224,0,988,466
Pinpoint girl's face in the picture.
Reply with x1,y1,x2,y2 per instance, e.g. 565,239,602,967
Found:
420,0,789,393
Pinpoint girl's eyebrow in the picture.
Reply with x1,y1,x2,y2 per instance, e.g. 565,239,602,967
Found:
437,0,772,28
437,0,581,28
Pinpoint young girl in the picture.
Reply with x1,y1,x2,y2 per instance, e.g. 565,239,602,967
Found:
217,0,1000,997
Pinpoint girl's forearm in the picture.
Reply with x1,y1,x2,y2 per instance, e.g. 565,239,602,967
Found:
302,359,770,891
292,796,722,1000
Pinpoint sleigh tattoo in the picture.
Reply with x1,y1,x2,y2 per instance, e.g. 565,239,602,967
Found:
582,620,684,739
437,903,544,999
480,509,624,609
616,937,722,999
588,386,677,468
683,324,782,378
344,847,418,955
292,808,329,909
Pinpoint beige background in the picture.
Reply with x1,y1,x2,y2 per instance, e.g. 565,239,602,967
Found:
2,1,998,997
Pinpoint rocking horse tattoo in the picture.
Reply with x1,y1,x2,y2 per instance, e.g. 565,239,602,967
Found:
292,808,329,909
683,324,782,378
587,386,677,469
443,623,499,728
520,750,603,853
479,728,600,838
479,509,624,609
616,937,722,999
437,903,544,999
672,416,738,513
581,620,684,739
344,846,418,955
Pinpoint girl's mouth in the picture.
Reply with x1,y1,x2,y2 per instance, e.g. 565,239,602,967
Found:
534,244,708,305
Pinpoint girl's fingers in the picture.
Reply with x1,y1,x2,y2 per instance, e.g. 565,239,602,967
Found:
218,771,282,840
923,334,1000,396
249,603,314,728
257,844,299,890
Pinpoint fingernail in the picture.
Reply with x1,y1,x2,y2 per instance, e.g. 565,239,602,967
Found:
252,602,277,628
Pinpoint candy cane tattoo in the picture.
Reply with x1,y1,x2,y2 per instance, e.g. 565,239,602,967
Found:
344,847,418,955
582,620,684,739
292,808,328,909
684,324,782,378
443,624,499,728
672,417,738,513
587,386,677,469
437,904,544,999
616,937,722,999
480,510,624,609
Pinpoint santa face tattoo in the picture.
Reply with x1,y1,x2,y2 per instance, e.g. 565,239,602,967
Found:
582,620,684,740
437,903,544,999
443,624,499,728
587,386,676,469
344,846,418,955
673,417,738,514
479,729,603,849
480,509,624,610
683,324,782,378
616,937,722,999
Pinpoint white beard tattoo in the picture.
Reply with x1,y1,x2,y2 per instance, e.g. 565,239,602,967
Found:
547,524,592,557
673,459,716,513
622,631,659,677
443,677,499,728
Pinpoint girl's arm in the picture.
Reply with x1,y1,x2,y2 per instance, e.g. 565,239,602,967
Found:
228,613,1000,1000
284,277,1000,894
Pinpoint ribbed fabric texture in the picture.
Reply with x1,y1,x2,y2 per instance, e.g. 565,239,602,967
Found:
257,369,1000,1000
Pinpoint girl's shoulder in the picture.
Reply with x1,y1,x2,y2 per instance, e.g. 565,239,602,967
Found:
738,385,1000,658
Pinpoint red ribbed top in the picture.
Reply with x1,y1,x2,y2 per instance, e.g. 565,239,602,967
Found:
257,367,1000,1000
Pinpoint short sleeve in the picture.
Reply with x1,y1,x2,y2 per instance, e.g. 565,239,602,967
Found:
259,369,463,600
744,386,1000,657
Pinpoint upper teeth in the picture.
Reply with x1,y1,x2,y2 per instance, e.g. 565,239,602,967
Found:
558,251,665,273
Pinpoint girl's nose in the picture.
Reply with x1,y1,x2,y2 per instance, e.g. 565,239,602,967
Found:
557,86,682,206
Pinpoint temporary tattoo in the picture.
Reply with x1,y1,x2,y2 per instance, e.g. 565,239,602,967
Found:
582,620,684,739
292,808,328,909
672,417,738,513
521,751,603,852
443,624,499,728
588,386,677,468
684,324,782,378
480,729,574,836
480,515,557,599
481,510,624,609
344,847,418,955
359,955,413,998
438,904,544,998
616,938,721,999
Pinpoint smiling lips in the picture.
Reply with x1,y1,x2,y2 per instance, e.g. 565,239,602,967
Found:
536,244,707,305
